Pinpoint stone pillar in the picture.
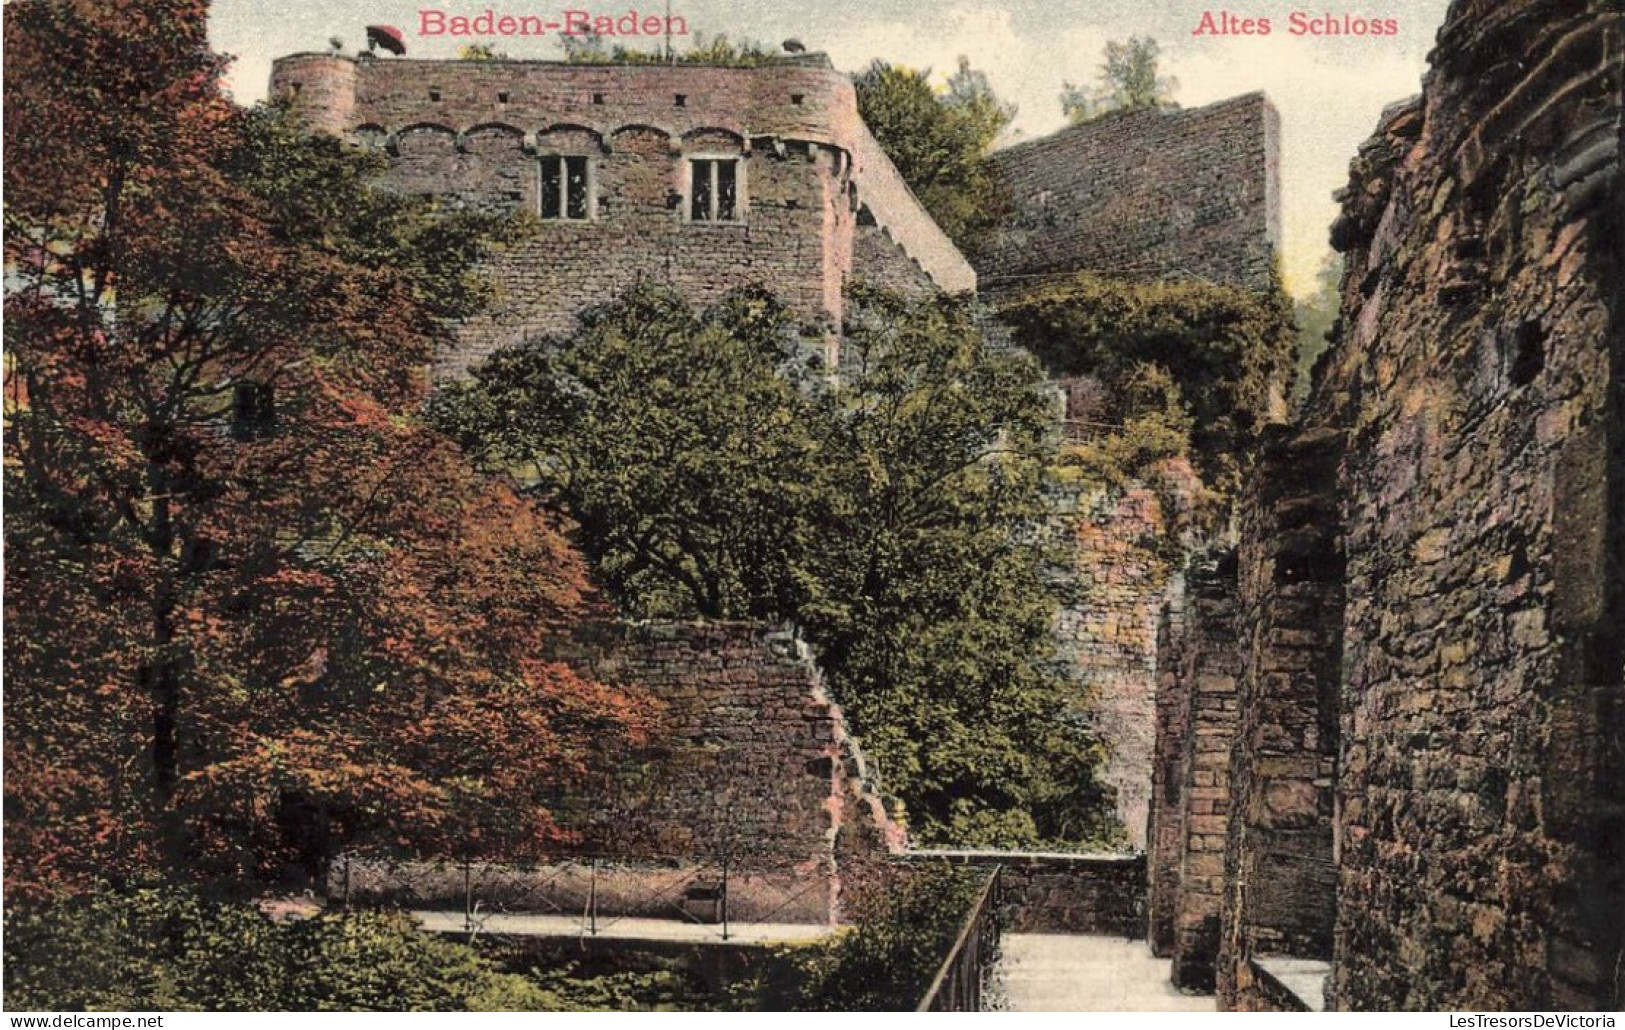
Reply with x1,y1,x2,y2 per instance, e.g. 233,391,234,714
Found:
1166,550,1242,992
1051,480,1179,850
1219,425,1345,1010
1147,577,1188,957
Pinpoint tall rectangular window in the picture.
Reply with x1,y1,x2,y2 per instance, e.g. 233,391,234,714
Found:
689,158,740,222
540,155,591,220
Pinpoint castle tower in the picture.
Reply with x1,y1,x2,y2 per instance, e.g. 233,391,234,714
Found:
264,52,974,375
269,53,358,136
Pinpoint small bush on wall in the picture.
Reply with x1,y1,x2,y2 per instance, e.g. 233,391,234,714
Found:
997,271,1298,496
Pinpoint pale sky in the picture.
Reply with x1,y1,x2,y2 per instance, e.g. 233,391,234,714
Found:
211,0,1453,296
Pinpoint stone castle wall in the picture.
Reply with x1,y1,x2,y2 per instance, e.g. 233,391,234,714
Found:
544,623,904,868
1218,426,1344,1010
1152,0,1622,1010
976,93,1280,299
340,621,904,924
1147,577,1188,957
270,55,972,375
903,850,1147,937
1320,0,1622,1009
852,220,942,296
1152,551,1242,992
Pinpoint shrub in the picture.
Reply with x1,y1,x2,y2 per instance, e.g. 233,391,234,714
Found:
3,888,555,1012
997,272,1298,495
747,866,988,1011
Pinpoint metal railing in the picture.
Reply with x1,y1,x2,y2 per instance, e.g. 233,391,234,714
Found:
915,865,1004,1012
332,851,835,944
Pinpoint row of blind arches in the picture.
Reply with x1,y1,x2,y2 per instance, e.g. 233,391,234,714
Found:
355,121,790,157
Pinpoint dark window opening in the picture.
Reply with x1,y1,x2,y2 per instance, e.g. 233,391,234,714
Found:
593,93,606,105
540,155,592,220
497,91,510,104
428,88,442,101
689,158,740,222
181,536,217,573
1510,320,1547,387
674,93,687,107
790,93,805,105
232,381,275,438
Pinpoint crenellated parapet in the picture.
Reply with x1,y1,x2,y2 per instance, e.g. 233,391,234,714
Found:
273,54,867,154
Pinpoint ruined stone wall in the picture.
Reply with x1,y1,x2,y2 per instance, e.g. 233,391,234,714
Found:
1218,425,1344,1010
851,220,940,296
335,622,902,924
1152,551,1242,992
418,128,849,376
902,850,1147,937
545,622,902,862
1314,0,1622,1010
270,55,974,375
976,93,1280,300
1050,478,1180,849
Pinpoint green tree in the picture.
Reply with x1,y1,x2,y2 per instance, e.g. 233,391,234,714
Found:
1062,36,1178,124
807,288,1111,845
853,59,1014,255
432,287,828,621
1292,252,1344,408
435,286,1118,846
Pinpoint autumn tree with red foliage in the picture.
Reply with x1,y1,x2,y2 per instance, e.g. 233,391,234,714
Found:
3,0,649,898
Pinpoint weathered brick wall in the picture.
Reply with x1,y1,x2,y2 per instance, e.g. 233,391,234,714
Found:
1218,425,1344,1010
975,93,1280,300
849,124,975,295
423,128,847,376
1153,551,1242,992
1316,0,1622,1009
544,623,903,865
338,622,903,924
269,55,974,375
851,220,939,296
902,850,1147,937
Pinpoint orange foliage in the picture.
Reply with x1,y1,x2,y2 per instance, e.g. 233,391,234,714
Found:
3,0,649,899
